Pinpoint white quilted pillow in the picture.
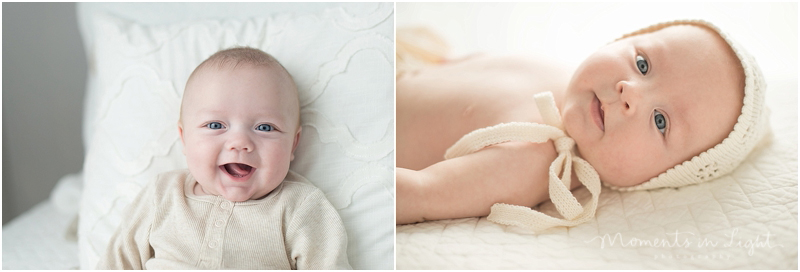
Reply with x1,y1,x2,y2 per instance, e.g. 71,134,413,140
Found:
78,5,394,269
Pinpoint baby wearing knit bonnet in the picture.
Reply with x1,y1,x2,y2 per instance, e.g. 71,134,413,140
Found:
396,20,767,231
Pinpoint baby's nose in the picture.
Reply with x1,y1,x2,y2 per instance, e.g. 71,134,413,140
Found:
231,145,251,152
616,81,638,113
226,133,254,152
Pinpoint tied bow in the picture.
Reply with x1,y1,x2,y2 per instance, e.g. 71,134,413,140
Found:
444,92,601,232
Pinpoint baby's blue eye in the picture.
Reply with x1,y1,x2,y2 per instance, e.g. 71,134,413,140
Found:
654,110,667,134
207,122,224,130
256,124,274,132
636,55,649,75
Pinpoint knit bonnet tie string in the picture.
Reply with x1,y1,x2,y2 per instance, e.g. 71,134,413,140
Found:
444,92,602,232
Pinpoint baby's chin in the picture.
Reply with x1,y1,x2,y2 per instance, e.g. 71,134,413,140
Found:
201,182,278,202
219,188,268,202
220,193,255,202
591,161,655,188
599,174,648,188
573,146,650,188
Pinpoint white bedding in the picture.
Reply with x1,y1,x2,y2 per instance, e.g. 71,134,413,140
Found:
2,200,80,270
396,3,797,269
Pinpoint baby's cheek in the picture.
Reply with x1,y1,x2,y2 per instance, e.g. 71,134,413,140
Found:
185,139,218,168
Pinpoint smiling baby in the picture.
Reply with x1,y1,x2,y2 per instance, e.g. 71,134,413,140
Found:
397,20,768,230
98,47,351,269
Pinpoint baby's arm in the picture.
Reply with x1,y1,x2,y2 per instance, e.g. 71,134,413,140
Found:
397,141,580,224
286,189,351,270
96,183,156,269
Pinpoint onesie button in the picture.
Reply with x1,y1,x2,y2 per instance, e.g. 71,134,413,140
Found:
220,201,231,209
209,241,217,248
215,220,224,227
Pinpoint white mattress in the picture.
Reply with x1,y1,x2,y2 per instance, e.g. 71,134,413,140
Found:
2,200,80,270
396,3,797,269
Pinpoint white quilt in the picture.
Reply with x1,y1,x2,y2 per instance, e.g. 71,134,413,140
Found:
2,201,80,270
396,3,797,269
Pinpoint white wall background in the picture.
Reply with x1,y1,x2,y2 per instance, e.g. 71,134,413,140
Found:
3,2,87,224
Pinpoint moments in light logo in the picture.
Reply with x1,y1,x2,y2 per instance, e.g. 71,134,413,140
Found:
584,228,783,257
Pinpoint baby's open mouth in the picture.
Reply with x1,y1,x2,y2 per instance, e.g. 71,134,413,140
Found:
592,94,605,132
221,163,255,178
599,104,605,128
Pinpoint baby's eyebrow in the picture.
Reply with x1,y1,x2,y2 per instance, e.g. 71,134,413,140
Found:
195,108,225,115
649,38,673,73
665,107,687,146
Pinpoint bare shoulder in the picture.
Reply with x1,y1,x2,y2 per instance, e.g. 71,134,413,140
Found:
400,53,571,91
397,53,573,170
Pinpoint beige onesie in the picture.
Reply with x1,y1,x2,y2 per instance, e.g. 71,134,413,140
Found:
97,169,351,269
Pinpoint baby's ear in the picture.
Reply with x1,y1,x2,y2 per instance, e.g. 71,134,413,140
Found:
290,127,302,161
177,123,186,154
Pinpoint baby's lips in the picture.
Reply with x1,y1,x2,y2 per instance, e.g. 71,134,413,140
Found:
222,163,254,177
592,94,606,132
599,105,605,129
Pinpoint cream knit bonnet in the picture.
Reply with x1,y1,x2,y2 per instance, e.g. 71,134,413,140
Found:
606,20,769,191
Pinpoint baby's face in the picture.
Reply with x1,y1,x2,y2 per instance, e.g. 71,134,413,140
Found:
562,25,744,187
179,64,300,201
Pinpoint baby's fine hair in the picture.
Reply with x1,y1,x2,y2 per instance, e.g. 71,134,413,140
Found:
187,46,296,90
180,47,300,125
